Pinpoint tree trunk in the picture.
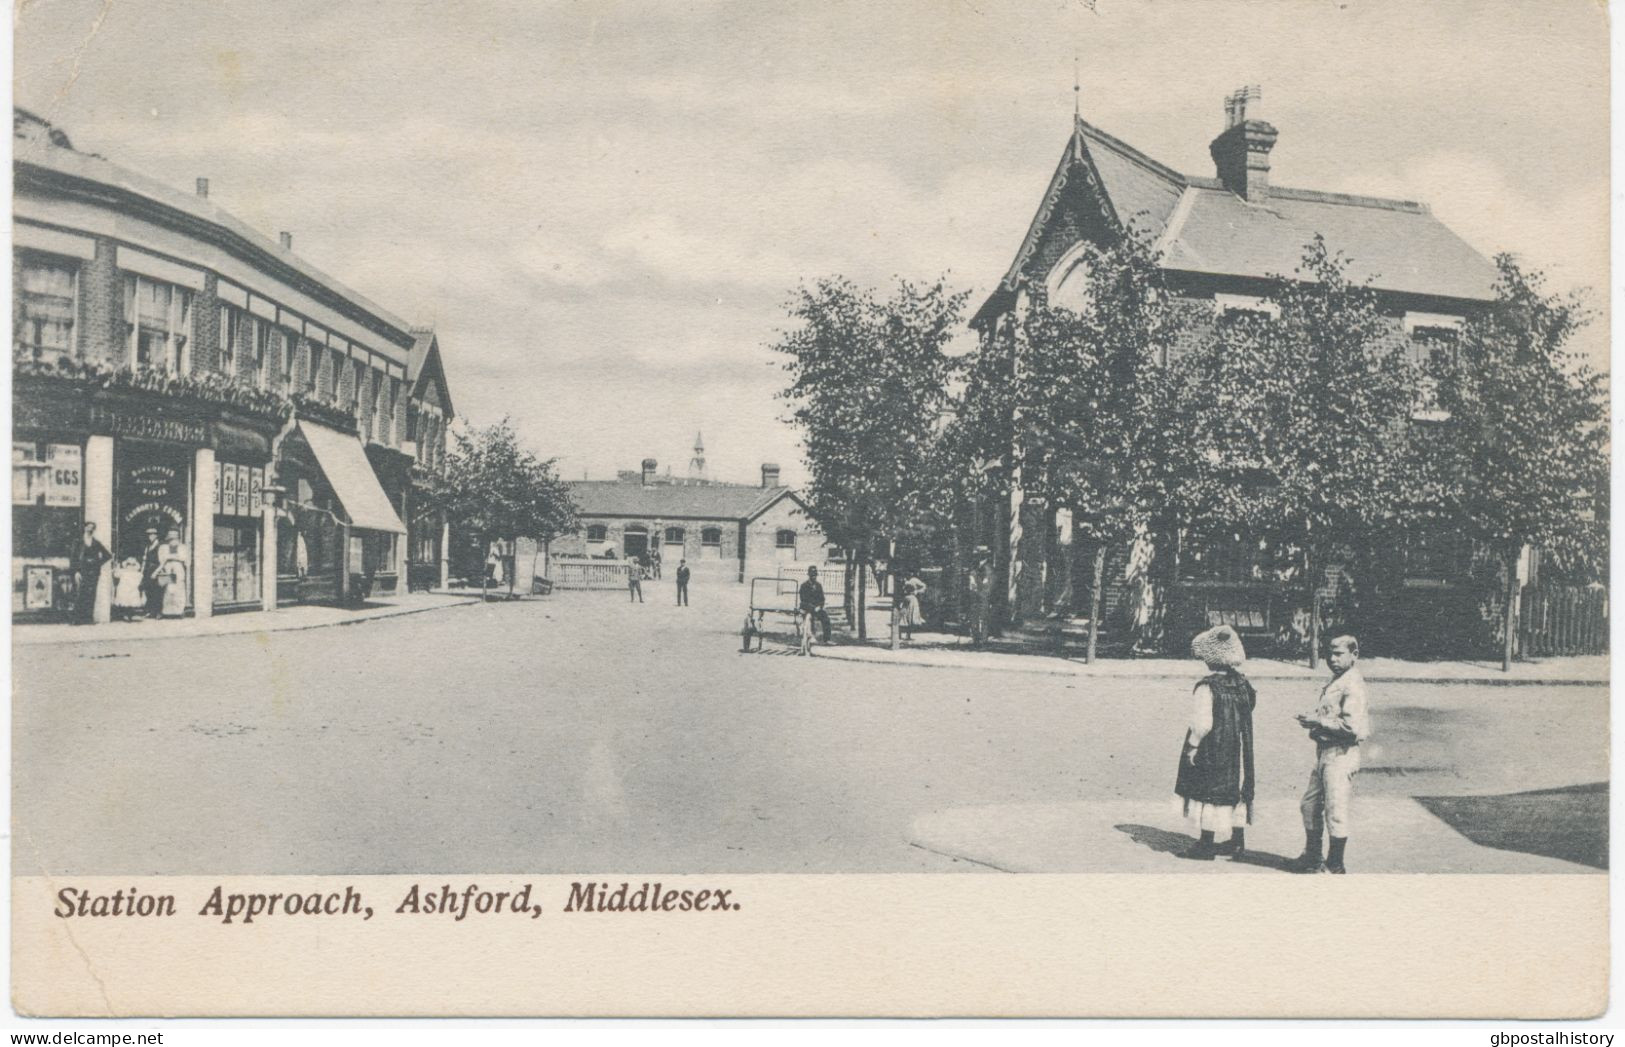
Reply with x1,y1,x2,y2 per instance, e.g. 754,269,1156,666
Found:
508,535,517,598
1502,546,1519,672
1087,544,1105,664
843,548,855,627
480,535,489,602
857,551,868,641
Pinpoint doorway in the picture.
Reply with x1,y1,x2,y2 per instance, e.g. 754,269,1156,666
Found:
623,526,648,559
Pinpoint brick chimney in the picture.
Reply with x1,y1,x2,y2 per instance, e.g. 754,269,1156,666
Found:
641,458,657,485
761,462,780,488
195,177,209,198
1208,85,1277,204
279,231,293,250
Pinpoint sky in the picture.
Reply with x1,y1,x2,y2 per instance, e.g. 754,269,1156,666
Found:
11,0,1610,487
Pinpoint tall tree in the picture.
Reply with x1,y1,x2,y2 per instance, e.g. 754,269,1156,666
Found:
1012,233,1178,661
1421,255,1607,669
772,276,968,640
1170,238,1421,665
430,419,578,598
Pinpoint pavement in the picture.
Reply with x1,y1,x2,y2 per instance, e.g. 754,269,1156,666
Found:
813,627,1609,686
11,591,482,647
12,589,1609,876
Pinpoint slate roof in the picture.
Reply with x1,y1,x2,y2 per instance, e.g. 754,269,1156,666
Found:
978,114,1498,323
13,110,417,346
568,480,798,521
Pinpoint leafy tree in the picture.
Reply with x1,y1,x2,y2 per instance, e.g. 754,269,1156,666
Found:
1010,233,1178,659
1421,256,1607,668
772,276,969,640
1169,238,1422,665
430,418,578,598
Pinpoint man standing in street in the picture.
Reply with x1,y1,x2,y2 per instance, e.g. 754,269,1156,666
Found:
69,522,112,625
799,565,831,643
675,559,691,606
628,563,644,603
1292,635,1372,874
140,525,163,620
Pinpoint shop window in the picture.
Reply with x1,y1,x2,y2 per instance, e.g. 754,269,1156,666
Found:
12,440,84,614
212,519,261,607
775,529,797,561
15,255,78,360
586,524,608,542
664,527,685,545
125,274,192,372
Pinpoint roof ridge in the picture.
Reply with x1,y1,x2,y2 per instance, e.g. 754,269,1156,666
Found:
1076,118,1188,187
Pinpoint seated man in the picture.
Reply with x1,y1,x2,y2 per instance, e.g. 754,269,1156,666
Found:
798,566,832,644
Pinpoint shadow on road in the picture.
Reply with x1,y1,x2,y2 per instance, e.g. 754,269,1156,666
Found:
1114,823,1295,871
1414,782,1609,870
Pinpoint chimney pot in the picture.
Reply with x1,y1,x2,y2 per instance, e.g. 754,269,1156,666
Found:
641,458,657,485
279,231,293,250
1209,91,1277,204
761,462,780,488
195,177,209,198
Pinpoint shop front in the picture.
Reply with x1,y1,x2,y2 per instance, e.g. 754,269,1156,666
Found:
12,375,282,625
276,421,406,606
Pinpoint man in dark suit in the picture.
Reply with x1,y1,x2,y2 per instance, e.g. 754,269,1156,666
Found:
69,522,112,625
675,559,691,606
799,565,831,643
140,526,163,619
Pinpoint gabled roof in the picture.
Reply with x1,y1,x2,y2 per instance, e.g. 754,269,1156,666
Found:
568,480,806,522
408,328,455,419
975,114,1498,325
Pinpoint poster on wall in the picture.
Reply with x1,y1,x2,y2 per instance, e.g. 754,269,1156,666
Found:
214,462,224,514
24,565,54,610
44,443,82,507
235,464,250,516
248,467,263,516
221,464,238,516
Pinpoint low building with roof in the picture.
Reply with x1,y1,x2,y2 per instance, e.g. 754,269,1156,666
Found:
554,454,832,585
972,88,1500,636
11,108,453,622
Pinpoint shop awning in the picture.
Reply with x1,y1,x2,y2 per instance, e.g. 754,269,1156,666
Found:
297,422,407,534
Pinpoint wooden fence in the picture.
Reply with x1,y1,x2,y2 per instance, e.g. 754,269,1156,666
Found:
1519,585,1608,657
549,559,633,591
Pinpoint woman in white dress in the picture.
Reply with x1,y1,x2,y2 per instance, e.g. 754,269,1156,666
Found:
158,527,190,618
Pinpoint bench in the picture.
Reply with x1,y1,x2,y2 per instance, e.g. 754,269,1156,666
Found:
745,577,808,650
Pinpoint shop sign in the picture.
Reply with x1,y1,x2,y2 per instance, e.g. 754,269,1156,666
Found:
215,463,265,518
44,444,82,507
90,406,206,446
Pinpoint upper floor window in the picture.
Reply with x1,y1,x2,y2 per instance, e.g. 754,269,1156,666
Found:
1404,313,1462,421
15,255,78,360
329,349,345,400
1213,293,1279,324
352,360,366,406
251,318,271,388
218,304,241,375
125,274,192,372
281,329,298,385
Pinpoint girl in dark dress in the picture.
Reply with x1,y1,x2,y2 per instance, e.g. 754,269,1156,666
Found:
1174,624,1257,861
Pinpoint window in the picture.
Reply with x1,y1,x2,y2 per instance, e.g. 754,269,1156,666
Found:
1213,293,1279,323
664,527,685,544
304,341,319,393
125,274,192,371
352,360,366,406
329,349,344,400
586,524,608,542
701,527,722,546
15,255,78,360
281,329,297,386
251,319,271,388
218,304,241,375
775,529,797,561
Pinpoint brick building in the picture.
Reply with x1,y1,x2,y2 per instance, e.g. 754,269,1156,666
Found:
555,457,831,585
11,108,453,623
971,90,1500,640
